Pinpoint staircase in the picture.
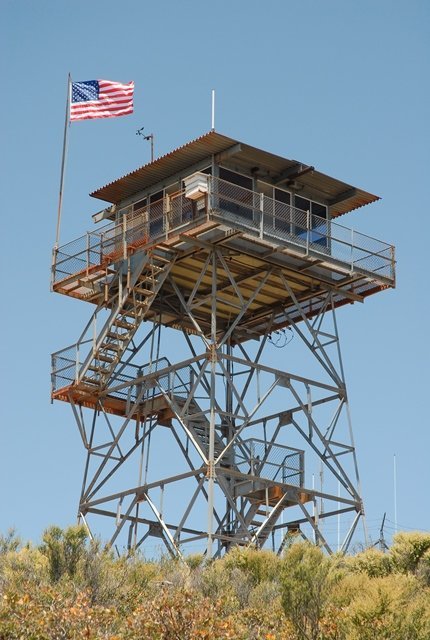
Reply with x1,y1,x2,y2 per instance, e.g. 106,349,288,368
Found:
78,248,175,391
244,500,280,547
177,398,229,463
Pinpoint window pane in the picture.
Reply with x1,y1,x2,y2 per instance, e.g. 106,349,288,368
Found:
312,201,327,218
219,167,253,190
150,190,163,203
275,188,291,205
133,198,147,211
294,195,310,212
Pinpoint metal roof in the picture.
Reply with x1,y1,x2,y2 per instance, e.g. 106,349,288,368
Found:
90,131,380,218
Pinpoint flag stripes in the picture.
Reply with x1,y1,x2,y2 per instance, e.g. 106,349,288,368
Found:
70,79,134,121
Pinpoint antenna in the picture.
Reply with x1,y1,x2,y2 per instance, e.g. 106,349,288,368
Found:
372,512,389,552
211,90,215,131
136,126,154,162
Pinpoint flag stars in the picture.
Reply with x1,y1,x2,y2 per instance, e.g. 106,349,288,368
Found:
71,80,99,103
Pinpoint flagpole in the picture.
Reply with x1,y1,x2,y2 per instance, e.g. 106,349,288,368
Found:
55,73,72,249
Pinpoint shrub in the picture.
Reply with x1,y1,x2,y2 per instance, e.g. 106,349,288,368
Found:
222,547,281,585
39,524,89,582
417,548,430,586
390,531,430,574
0,529,21,555
336,573,430,640
280,542,335,640
345,547,392,577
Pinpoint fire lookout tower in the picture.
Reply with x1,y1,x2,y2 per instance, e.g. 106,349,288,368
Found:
51,132,395,557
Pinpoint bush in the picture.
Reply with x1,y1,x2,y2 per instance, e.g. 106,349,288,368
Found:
345,547,392,577
390,531,430,574
40,524,88,582
222,547,281,585
0,529,21,555
1,527,430,639
335,573,430,640
417,548,430,586
280,542,336,640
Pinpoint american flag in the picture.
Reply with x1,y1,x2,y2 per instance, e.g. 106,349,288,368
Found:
70,79,134,121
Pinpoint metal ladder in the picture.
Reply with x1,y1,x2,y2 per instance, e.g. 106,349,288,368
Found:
78,248,176,390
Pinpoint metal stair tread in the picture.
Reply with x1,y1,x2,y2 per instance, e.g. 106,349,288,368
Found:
137,274,156,283
106,331,130,340
151,254,171,263
113,319,135,330
82,376,101,385
88,365,111,374
97,354,116,363
99,343,122,352
134,287,154,296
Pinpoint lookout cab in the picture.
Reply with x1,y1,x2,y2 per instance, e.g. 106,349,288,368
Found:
51,132,395,557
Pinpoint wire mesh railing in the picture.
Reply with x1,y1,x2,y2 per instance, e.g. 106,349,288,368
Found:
52,174,395,286
210,176,395,282
235,438,304,487
51,351,194,403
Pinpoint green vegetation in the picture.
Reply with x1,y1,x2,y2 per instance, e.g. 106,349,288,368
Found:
0,527,430,639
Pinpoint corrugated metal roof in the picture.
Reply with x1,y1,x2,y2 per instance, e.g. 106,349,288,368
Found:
90,131,380,218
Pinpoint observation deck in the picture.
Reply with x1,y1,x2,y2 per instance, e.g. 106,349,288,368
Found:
52,173,395,340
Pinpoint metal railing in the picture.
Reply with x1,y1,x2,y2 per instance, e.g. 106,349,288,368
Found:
235,438,304,487
51,352,193,402
52,175,395,286
210,176,395,282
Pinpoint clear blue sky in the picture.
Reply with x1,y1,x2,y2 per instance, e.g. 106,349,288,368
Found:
1,0,429,550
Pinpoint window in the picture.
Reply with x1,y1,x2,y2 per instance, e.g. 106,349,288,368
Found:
293,196,328,247
293,196,310,239
294,195,311,213
133,197,147,212
273,188,291,235
310,201,328,246
312,201,326,219
218,167,254,222
128,198,148,246
274,188,291,205
149,190,164,237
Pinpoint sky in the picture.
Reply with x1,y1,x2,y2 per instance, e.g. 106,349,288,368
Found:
1,0,429,551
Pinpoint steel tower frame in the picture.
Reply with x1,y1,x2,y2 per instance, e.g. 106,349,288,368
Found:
51,139,395,557
53,245,366,557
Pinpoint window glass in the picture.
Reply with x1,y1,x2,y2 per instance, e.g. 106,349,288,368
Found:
312,201,327,219
219,167,252,190
218,168,253,222
150,190,163,203
274,188,291,205
133,198,147,211
294,195,310,212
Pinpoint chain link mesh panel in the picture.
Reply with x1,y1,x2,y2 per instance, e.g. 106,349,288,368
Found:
235,438,304,486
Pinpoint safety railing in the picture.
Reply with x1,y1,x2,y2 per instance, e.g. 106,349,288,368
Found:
210,176,395,282
51,351,193,402
52,175,395,287
235,438,304,487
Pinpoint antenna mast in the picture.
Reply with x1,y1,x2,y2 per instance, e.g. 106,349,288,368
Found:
136,127,154,162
